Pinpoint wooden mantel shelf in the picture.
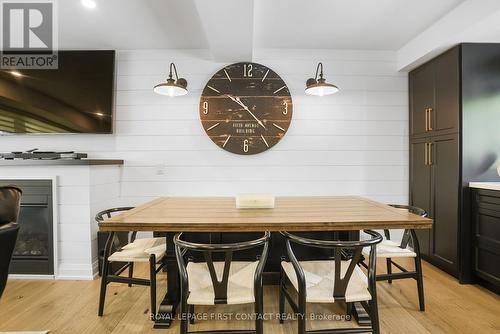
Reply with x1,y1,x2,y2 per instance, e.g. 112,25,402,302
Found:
0,159,124,166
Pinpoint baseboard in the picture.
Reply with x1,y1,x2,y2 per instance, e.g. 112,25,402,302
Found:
9,274,55,280
56,262,95,280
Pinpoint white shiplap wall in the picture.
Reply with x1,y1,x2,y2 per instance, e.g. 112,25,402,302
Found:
0,49,409,206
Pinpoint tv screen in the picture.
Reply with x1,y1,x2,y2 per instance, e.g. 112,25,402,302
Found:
0,50,115,134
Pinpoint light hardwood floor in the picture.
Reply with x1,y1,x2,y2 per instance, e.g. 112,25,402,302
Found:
0,259,499,334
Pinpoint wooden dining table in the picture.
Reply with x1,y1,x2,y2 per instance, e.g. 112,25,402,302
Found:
99,196,432,329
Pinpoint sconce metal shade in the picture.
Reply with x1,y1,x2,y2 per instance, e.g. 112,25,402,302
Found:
154,63,188,97
305,62,339,96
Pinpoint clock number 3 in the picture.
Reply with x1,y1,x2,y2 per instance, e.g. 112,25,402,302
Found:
202,101,209,114
243,139,249,153
243,64,253,77
282,101,288,115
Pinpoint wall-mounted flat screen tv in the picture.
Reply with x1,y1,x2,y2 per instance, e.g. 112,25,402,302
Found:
0,50,115,134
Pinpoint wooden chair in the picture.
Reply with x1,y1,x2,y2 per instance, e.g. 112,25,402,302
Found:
279,230,383,334
174,232,270,334
96,207,166,318
361,204,427,311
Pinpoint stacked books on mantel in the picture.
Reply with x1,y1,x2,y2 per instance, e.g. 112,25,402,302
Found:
235,194,275,209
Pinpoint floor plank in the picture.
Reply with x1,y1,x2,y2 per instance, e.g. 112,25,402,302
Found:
0,259,499,334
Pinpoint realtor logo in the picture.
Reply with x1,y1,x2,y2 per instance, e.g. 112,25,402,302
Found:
0,0,58,69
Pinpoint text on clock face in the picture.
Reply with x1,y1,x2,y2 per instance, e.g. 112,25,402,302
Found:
200,62,292,155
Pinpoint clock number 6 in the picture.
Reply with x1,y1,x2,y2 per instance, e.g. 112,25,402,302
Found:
202,101,209,114
283,101,288,115
243,139,249,153
243,64,253,77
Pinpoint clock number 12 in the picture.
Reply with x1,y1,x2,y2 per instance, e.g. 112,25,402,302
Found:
243,64,253,77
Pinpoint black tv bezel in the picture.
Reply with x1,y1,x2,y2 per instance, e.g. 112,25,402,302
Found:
0,49,116,135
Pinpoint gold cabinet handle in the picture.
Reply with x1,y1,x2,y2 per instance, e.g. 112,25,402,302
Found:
428,108,433,131
428,142,433,165
425,108,429,131
424,143,428,165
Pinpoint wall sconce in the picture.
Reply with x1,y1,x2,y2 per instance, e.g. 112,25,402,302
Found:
305,62,339,96
154,63,188,97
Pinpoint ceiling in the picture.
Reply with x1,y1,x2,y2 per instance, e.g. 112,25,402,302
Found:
254,0,464,50
60,0,464,50
57,0,500,69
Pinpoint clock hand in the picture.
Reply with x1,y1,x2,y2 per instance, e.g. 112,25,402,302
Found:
226,95,267,130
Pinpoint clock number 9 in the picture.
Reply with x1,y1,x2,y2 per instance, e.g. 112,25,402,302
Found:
243,64,253,77
202,101,209,114
283,101,288,115
243,139,249,153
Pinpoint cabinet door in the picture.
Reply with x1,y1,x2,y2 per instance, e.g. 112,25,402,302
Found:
431,134,459,273
434,47,460,134
472,189,500,288
410,63,434,138
410,139,432,256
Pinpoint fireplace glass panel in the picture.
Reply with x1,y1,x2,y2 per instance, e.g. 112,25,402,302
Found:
0,180,54,275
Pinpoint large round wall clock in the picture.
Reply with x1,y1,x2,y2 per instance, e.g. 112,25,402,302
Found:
199,62,292,155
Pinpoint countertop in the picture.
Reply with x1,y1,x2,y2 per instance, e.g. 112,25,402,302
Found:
0,159,124,166
469,182,500,191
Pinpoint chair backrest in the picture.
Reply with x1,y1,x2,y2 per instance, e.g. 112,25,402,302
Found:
281,230,382,301
0,186,22,225
386,204,428,249
95,207,135,257
0,223,20,298
174,232,270,304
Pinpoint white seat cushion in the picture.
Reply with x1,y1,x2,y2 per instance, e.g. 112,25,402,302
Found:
186,261,258,305
108,237,166,263
363,239,417,258
281,260,372,303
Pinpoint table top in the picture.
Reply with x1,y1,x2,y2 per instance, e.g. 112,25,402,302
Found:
469,182,500,192
98,196,432,232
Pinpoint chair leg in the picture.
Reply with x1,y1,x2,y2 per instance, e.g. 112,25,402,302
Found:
180,290,189,334
297,287,306,334
149,255,157,320
346,302,353,317
369,297,380,334
415,256,425,311
255,283,264,334
98,259,109,316
189,304,195,324
128,262,134,287
279,269,285,324
386,258,393,284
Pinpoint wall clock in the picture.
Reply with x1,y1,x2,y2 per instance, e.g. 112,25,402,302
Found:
199,62,292,155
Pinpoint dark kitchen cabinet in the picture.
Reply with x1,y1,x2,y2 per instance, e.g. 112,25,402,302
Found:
433,48,460,134
431,135,459,272
409,43,500,282
410,138,432,256
471,188,500,294
410,47,460,138
410,64,434,137
410,134,459,271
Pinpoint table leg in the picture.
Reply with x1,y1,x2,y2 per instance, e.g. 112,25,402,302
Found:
153,232,180,329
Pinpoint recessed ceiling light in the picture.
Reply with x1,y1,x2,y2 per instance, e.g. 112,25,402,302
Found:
10,71,23,77
81,0,96,9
